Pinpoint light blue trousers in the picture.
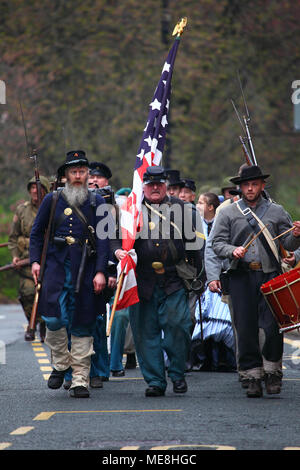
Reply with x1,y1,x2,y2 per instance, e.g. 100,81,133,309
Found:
129,285,191,391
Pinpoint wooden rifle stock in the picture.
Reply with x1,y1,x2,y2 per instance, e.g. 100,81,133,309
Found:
29,282,41,332
29,191,59,334
0,242,9,248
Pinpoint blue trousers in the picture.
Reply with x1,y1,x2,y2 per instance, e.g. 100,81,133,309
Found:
43,260,97,383
90,314,110,379
42,259,95,337
110,307,130,371
129,285,191,391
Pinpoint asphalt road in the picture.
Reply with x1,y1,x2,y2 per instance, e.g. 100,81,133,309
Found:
1,304,300,459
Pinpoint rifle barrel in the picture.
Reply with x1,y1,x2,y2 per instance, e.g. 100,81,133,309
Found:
0,258,30,272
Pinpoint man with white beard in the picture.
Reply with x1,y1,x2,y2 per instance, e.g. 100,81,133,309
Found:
30,150,110,398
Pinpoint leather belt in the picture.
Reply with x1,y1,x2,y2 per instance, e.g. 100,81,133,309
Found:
53,235,83,247
238,261,262,271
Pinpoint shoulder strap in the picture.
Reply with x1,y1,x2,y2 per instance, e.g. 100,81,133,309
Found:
61,191,96,251
236,199,282,272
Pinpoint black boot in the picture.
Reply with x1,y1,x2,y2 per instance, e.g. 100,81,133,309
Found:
48,368,70,389
125,352,137,369
69,386,90,398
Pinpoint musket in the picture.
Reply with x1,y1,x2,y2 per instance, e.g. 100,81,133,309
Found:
29,190,59,334
237,71,257,165
19,99,42,208
231,71,257,167
0,258,30,272
0,242,9,248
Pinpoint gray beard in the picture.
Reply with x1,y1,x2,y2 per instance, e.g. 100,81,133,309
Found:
63,181,89,207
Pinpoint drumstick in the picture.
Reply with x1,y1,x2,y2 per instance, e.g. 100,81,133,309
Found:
272,226,295,241
244,224,269,251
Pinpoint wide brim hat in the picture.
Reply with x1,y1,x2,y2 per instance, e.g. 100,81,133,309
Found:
89,161,112,179
165,169,184,187
57,150,89,177
230,165,270,185
143,166,167,184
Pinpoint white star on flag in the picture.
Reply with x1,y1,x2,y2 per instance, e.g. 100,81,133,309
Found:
150,98,161,111
162,62,170,73
161,115,168,128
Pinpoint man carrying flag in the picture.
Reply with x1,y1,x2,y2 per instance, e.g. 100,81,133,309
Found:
110,20,205,397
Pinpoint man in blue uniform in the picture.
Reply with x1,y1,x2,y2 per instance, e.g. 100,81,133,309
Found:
30,150,110,398
112,166,205,397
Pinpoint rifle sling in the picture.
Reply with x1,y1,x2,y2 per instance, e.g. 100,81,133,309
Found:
236,199,282,273
38,190,59,282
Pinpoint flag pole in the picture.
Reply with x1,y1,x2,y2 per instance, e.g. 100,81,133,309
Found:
106,270,125,337
106,17,187,337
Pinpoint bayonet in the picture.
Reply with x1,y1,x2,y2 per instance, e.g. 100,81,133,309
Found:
237,71,257,165
19,98,42,207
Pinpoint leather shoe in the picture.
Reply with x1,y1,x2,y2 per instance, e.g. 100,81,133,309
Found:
63,380,72,390
264,372,282,395
173,379,188,394
48,368,70,389
145,386,165,397
90,376,103,388
69,386,90,398
24,327,35,342
247,378,263,398
111,370,125,377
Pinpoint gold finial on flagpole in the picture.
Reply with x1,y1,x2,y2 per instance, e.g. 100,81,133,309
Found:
172,17,187,37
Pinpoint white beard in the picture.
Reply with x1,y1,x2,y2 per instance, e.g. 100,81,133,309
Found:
63,181,89,206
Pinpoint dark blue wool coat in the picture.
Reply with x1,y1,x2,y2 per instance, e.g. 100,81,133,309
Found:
30,190,110,326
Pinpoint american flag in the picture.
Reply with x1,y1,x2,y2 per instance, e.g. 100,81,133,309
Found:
115,38,181,310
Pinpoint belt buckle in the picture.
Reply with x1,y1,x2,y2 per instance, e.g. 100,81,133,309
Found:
152,261,165,274
249,262,261,270
65,236,75,245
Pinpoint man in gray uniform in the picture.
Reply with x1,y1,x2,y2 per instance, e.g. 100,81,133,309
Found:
211,165,300,398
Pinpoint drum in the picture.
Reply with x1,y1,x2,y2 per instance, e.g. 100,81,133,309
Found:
261,267,300,333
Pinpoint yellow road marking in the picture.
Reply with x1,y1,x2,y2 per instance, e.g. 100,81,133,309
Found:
111,377,143,380
40,366,52,371
284,337,300,346
43,374,50,380
121,446,140,450
38,359,50,364
35,353,48,357
0,442,12,450
151,444,236,450
34,409,182,421
10,426,34,435
283,378,300,381
33,347,44,352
